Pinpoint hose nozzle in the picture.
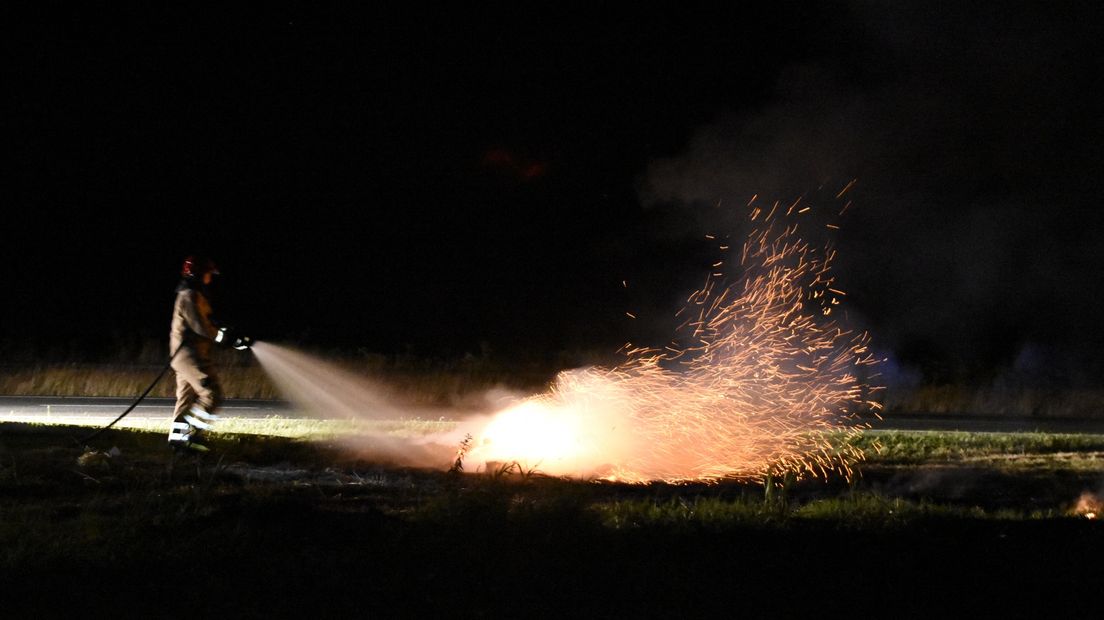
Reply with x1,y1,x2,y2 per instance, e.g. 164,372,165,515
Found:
216,327,252,351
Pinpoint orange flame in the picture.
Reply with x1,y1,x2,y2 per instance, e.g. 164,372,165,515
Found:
1075,492,1101,519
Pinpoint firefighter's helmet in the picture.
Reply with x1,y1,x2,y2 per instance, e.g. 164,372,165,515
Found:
181,256,219,279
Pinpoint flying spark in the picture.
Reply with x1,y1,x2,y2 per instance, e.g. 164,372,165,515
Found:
466,198,880,482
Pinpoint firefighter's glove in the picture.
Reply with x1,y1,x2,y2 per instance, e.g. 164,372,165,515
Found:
216,327,253,351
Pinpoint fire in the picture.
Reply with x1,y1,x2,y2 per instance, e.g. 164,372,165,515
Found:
478,401,584,466
468,192,880,482
1075,492,1101,519
474,371,641,477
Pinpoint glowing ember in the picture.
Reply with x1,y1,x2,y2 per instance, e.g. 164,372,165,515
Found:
467,193,880,482
1074,492,1102,519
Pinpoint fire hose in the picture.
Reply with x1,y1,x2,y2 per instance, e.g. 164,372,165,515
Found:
78,343,185,444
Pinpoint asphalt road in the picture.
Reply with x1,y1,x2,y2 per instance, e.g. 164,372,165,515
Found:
0,396,296,424
3,396,1104,433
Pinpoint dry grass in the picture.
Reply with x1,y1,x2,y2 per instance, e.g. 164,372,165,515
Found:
884,383,1104,417
0,346,555,404
11,364,1104,418
0,412,457,439
0,363,278,399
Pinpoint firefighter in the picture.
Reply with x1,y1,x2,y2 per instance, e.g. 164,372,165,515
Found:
167,256,249,451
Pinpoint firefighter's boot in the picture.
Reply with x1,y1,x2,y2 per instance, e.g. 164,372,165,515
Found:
167,405,220,452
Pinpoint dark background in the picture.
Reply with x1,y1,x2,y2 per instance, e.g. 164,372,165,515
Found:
4,3,1103,385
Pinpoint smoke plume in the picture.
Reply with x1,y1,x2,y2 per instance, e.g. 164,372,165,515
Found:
637,4,1104,384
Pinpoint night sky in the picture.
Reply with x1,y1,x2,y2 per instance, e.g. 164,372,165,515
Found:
5,4,1104,383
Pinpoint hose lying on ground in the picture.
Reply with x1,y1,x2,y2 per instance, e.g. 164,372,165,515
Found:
79,344,184,445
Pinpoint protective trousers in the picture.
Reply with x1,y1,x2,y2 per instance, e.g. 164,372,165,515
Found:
169,359,223,449
173,362,221,418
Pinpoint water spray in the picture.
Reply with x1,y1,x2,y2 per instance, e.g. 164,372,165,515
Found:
250,341,471,467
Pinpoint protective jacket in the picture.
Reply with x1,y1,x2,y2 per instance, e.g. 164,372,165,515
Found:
170,282,219,369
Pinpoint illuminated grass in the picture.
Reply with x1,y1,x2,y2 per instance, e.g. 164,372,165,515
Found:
0,412,457,439
852,429,1104,467
592,494,1064,530
208,416,457,439
593,497,787,529
6,407,1104,472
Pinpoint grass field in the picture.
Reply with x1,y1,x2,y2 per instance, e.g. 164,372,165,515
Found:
8,342,1104,418
0,412,458,440
0,346,562,403
2,421,1103,616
